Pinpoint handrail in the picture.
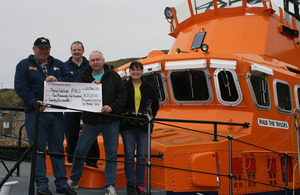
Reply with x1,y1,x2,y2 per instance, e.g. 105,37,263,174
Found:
154,117,250,142
154,117,250,128
0,106,24,111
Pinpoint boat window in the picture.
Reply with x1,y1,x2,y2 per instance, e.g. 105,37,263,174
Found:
247,0,268,8
273,80,293,114
192,0,243,14
287,66,300,75
192,0,215,14
117,70,127,80
284,0,300,21
169,69,213,105
216,0,243,8
247,73,271,110
174,1,192,23
143,72,168,105
214,69,243,106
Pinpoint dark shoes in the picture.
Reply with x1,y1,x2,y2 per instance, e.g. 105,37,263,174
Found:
86,161,98,168
67,158,73,163
56,186,77,195
37,185,76,195
37,187,52,195
127,185,135,195
127,185,146,195
136,186,146,195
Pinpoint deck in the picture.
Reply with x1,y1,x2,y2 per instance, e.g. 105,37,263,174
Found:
0,160,165,195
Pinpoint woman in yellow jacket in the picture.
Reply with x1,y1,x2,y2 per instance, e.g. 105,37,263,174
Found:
121,61,159,195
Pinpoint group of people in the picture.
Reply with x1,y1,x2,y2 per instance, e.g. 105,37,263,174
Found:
14,37,159,195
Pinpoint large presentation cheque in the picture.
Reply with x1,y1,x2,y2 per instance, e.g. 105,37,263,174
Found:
43,81,102,112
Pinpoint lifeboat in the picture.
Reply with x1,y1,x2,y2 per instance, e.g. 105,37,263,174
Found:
48,0,300,194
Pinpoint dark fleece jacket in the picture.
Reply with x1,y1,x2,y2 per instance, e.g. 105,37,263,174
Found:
79,64,127,124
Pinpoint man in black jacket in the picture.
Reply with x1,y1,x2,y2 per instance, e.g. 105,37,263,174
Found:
67,51,127,195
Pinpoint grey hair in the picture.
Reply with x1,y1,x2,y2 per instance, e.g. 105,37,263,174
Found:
91,50,103,57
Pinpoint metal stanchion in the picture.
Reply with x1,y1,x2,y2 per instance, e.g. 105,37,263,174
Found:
146,100,153,195
147,120,152,195
212,123,218,142
284,152,288,195
29,103,41,195
228,135,233,195
17,123,26,176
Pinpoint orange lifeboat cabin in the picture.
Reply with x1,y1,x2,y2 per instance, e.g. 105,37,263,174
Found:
47,0,300,194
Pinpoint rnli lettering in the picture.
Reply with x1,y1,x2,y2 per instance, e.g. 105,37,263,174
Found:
258,118,289,129
29,66,37,71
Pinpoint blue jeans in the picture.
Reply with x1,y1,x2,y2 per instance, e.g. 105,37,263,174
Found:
70,121,120,189
25,112,68,190
64,112,99,163
121,129,148,187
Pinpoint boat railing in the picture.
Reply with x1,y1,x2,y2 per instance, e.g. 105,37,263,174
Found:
0,106,26,178
153,115,300,194
1,104,300,194
171,0,271,24
168,0,300,36
154,117,250,141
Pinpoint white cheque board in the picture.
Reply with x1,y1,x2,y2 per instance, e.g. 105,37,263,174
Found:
44,81,102,113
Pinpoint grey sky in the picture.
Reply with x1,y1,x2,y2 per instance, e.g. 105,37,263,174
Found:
0,0,182,89
1,0,284,89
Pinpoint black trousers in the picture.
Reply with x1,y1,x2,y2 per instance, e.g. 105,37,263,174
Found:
64,112,100,164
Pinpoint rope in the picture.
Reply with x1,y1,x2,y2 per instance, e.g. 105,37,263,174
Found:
292,110,300,195
245,155,252,170
264,156,273,172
